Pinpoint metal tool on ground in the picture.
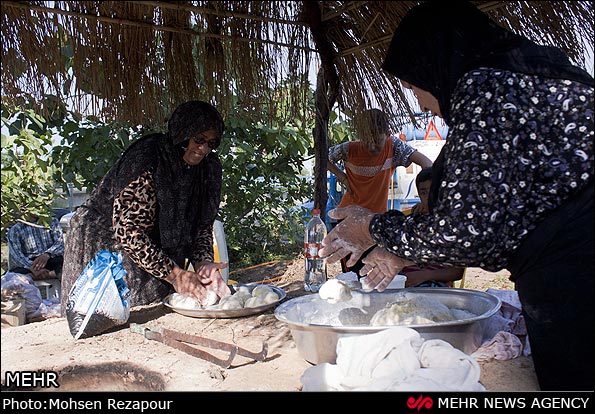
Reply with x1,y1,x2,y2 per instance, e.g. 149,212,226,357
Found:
130,323,268,368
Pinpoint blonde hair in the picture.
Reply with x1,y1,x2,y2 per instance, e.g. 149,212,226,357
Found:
354,109,390,150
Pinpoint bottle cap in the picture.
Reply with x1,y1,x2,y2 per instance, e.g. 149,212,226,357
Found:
312,209,321,215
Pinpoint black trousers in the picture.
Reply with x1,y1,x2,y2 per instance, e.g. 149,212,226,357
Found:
508,182,594,391
10,255,64,277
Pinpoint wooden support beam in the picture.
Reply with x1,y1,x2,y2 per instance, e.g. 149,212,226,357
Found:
303,0,342,223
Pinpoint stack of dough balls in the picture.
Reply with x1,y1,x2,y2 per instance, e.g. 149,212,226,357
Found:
168,285,280,311
218,284,280,310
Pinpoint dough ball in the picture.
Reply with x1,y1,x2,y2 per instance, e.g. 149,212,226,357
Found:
251,284,274,298
218,295,233,305
262,291,279,304
319,278,352,304
232,290,252,306
169,293,202,310
220,296,243,310
235,285,251,295
204,290,219,307
244,296,266,308
370,296,455,326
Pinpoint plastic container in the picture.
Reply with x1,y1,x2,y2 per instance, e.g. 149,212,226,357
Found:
387,274,407,289
361,274,407,291
304,209,327,292
212,220,229,283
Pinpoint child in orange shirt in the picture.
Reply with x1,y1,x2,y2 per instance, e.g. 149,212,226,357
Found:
327,109,432,274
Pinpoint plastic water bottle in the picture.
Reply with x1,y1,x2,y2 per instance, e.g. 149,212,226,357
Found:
304,209,327,292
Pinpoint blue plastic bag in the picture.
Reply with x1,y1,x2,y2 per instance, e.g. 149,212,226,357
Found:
65,250,130,339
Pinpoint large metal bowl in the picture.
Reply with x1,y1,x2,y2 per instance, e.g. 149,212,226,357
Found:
274,287,501,364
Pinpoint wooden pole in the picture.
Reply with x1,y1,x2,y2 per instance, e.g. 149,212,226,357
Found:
312,67,330,222
303,1,340,224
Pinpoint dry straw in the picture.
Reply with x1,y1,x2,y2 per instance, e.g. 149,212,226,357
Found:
1,1,593,133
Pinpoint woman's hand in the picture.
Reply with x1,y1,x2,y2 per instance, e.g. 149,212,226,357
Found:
166,263,230,305
319,206,376,267
360,247,414,291
166,266,209,304
194,261,230,299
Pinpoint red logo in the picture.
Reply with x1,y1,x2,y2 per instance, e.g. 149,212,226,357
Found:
407,395,434,411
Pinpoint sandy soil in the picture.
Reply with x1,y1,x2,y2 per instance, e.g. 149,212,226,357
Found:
1,260,539,392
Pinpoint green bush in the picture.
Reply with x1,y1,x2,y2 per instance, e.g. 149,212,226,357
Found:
1,103,315,270
218,110,313,269
1,107,58,236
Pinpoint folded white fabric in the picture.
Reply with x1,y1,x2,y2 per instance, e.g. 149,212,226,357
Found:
471,331,523,362
300,327,485,391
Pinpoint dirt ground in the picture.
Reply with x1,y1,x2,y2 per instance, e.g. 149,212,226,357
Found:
0,260,539,392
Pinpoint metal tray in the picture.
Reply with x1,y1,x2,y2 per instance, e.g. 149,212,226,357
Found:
163,283,286,319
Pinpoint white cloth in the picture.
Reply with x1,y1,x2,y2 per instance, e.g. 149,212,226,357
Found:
300,327,485,391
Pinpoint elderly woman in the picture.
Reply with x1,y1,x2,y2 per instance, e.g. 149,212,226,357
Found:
320,1,593,390
61,100,230,315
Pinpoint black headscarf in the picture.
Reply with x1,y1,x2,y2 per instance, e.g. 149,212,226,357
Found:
155,101,224,257
381,1,593,211
382,0,593,125
92,100,225,264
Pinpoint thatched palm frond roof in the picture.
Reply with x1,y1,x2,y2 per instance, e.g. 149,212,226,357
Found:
1,1,593,128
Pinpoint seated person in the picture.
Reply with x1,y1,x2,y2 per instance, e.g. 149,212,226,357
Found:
402,168,465,287
7,214,65,280
407,167,432,216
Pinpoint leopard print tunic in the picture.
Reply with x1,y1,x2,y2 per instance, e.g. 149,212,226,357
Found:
61,171,215,310
113,171,213,279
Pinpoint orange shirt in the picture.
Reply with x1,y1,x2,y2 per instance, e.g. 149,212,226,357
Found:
335,137,414,213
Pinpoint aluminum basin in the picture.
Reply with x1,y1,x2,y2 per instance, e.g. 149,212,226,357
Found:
274,287,501,364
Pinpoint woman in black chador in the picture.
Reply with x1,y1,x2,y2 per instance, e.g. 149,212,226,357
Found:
320,1,594,391
61,100,230,315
